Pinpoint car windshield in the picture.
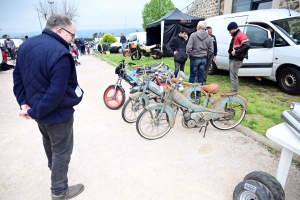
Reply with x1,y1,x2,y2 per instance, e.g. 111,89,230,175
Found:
271,17,300,45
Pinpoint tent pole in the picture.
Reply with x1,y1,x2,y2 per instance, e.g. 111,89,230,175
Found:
161,20,164,53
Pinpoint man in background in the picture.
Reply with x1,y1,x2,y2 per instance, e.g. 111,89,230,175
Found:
186,21,214,85
120,33,127,52
4,35,16,60
227,22,250,93
204,26,218,85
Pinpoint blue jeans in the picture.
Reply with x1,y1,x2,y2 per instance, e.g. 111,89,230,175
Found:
189,57,207,84
122,43,126,51
37,116,74,196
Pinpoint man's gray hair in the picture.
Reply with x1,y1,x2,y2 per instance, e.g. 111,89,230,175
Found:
197,21,207,30
45,14,72,30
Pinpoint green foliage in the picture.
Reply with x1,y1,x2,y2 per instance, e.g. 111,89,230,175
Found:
100,34,117,43
142,0,175,29
92,33,98,38
96,53,300,137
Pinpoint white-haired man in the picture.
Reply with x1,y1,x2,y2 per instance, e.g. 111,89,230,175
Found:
186,21,214,84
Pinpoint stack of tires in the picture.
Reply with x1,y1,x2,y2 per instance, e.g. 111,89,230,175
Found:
233,171,285,200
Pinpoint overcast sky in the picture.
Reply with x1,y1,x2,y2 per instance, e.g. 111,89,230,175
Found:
0,0,193,36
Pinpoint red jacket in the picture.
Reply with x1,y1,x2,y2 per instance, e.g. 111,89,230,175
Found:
228,29,250,61
2,51,7,63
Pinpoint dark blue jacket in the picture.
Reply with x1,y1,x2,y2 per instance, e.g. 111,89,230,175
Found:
120,35,126,44
13,29,84,125
166,35,188,63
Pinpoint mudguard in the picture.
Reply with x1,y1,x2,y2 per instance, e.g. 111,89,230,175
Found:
210,94,248,111
145,103,176,128
129,92,150,106
107,84,125,94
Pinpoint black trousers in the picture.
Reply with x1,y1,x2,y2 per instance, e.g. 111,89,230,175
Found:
174,61,185,78
37,116,74,196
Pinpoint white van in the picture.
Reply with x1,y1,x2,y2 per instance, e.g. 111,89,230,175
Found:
205,9,300,95
127,32,146,45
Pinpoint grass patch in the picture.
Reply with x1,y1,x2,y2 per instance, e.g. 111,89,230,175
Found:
95,53,300,137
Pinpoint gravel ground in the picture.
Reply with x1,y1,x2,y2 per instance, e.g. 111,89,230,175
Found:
0,54,299,200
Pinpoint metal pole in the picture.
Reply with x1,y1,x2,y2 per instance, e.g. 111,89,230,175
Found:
37,9,43,32
124,16,128,35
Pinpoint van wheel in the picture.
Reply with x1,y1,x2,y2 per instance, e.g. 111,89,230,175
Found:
244,171,285,200
277,66,300,95
208,60,218,75
118,47,123,53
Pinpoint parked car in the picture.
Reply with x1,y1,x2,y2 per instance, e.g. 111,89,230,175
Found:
127,32,146,45
205,9,300,95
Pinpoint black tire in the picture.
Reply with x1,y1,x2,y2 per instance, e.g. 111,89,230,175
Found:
121,98,145,123
277,66,300,95
208,60,218,75
103,85,125,110
117,47,123,53
244,171,285,200
131,51,141,60
136,108,171,140
153,52,162,59
233,180,274,200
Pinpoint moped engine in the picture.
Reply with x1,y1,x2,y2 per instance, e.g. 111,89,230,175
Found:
182,111,196,128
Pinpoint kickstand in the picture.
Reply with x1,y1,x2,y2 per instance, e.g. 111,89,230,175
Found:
199,122,209,138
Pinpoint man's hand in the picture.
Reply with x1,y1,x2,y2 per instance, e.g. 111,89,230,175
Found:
20,104,32,119
232,50,236,56
174,50,178,55
213,56,216,62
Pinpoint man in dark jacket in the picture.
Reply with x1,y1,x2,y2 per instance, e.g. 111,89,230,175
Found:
13,14,84,200
74,36,81,55
204,26,218,84
227,22,250,93
120,33,127,52
186,21,214,84
80,37,85,55
166,27,189,77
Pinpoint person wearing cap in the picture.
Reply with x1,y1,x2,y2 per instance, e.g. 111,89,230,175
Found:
204,26,217,84
166,27,189,77
227,22,250,94
186,21,214,84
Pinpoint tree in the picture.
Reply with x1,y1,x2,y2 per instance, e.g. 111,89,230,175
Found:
101,34,117,44
2,34,8,38
93,33,98,38
34,0,79,21
142,0,175,29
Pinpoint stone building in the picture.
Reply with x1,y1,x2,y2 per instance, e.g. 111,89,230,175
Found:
185,0,300,18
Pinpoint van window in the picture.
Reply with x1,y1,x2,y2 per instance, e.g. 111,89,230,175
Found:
129,35,137,42
272,17,300,45
274,32,289,47
241,26,268,48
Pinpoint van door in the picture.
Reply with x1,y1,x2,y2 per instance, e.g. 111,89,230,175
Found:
208,16,248,70
238,25,273,76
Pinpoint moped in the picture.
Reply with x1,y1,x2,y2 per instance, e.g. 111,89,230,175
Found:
135,76,248,140
131,40,163,60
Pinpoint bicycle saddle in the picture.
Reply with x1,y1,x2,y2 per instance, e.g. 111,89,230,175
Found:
201,84,220,94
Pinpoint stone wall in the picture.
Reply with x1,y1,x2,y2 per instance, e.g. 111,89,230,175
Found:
279,0,300,12
186,0,225,18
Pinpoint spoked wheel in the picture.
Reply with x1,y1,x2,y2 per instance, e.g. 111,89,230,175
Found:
136,108,171,140
122,98,145,123
210,99,246,130
103,85,125,110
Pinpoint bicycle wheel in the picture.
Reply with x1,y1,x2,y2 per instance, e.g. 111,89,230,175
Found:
136,107,171,140
103,85,125,110
122,98,145,123
210,99,246,130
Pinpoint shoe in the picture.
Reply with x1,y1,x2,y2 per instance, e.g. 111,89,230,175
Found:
255,76,262,81
52,184,84,200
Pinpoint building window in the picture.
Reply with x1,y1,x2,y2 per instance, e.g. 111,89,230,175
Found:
232,0,272,13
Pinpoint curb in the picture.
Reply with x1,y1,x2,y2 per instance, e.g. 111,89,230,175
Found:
95,53,300,163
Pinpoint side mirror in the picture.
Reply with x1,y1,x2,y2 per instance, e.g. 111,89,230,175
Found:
263,38,273,48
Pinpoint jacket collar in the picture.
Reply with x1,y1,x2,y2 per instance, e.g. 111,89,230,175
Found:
232,29,240,37
42,29,69,50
